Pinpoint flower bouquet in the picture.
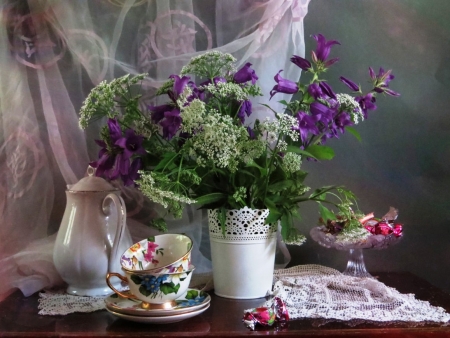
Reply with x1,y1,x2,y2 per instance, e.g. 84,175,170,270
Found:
79,33,399,246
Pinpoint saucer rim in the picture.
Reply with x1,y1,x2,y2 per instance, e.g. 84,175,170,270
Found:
105,288,210,317
105,303,210,324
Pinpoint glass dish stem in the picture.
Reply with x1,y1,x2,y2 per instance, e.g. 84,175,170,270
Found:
342,248,373,278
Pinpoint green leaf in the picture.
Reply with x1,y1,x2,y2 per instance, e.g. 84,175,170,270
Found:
280,212,292,241
265,209,281,224
305,145,335,160
278,100,289,106
153,152,177,171
286,145,317,159
318,203,336,223
345,126,362,142
195,193,226,205
218,207,227,236
309,185,337,199
267,180,294,193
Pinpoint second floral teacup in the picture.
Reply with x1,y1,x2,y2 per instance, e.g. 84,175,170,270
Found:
106,265,195,309
120,234,192,274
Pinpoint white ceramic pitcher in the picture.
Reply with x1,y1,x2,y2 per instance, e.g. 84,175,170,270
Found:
53,167,133,296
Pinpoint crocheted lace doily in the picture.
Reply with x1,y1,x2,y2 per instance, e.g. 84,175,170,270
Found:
265,264,450,326
38,289,106,315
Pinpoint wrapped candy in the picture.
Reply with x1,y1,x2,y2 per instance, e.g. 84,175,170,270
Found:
362,207,403,238
243,297,289,331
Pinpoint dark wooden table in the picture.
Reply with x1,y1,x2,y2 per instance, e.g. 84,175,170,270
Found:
1,272,450,337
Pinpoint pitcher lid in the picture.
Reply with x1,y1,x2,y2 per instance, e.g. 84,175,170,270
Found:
69,166,118,192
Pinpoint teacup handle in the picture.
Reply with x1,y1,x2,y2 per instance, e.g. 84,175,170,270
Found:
106,272,137,300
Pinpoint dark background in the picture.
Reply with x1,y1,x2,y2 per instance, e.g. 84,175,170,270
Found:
288,0,450,293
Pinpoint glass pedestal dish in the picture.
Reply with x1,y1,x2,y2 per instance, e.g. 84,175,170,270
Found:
310,226,403,278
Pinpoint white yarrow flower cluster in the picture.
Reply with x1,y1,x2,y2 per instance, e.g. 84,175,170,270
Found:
180,99,206,134
180,51,237,78
334,226,371,245
283,234,307,246
137,171,197,208
186,112,246,171
261,113,299,142
79,74,146,129
282,152,302,173
202,82,248,102
337,93,364,124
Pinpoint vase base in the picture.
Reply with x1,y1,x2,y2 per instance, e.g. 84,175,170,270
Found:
213,290,268,300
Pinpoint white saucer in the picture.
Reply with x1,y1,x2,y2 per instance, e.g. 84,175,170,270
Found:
105,288,210,317
106,303,210,324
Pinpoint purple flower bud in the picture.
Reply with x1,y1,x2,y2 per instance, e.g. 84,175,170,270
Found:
290,55,311,71
319,81,336,100
308,83,323,100
339,76,360,91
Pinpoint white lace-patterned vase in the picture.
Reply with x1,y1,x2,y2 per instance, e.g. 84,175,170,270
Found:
208,207,277,299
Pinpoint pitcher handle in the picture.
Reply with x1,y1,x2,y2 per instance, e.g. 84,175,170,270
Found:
103,193,127,273
106,272,137,299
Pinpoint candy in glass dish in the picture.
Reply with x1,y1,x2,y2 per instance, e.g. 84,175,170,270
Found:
310,207,403,278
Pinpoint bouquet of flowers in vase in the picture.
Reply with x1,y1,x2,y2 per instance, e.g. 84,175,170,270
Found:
79,33,399,245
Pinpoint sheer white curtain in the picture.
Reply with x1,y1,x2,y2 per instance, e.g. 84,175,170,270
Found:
0,0,310,301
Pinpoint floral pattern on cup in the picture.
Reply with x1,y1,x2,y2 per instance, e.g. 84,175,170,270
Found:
130,270,192,298
120,234,192,273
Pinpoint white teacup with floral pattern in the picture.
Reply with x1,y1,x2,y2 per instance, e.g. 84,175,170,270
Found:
120,234,192,274
106,265,195,309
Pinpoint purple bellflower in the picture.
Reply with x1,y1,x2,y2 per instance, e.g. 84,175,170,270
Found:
369,67,400,97
168,75,191,102
234,63,258,85
91,118,145,185
311,33,340,66
270,70,299,99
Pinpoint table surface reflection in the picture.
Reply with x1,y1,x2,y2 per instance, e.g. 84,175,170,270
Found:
1,272,450,337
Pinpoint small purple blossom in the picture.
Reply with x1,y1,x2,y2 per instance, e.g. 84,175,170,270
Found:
160,108,182,140
308,83,323,100
233,63,258,84
295,111,320,143
115,129,146,160
370,67,400,97
310,101,334,125
356,93,377,119
148,104,173,123
291,55,312,71
334,112,353,134
237,100,252,123
270,70,298,99
168,75,191,102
